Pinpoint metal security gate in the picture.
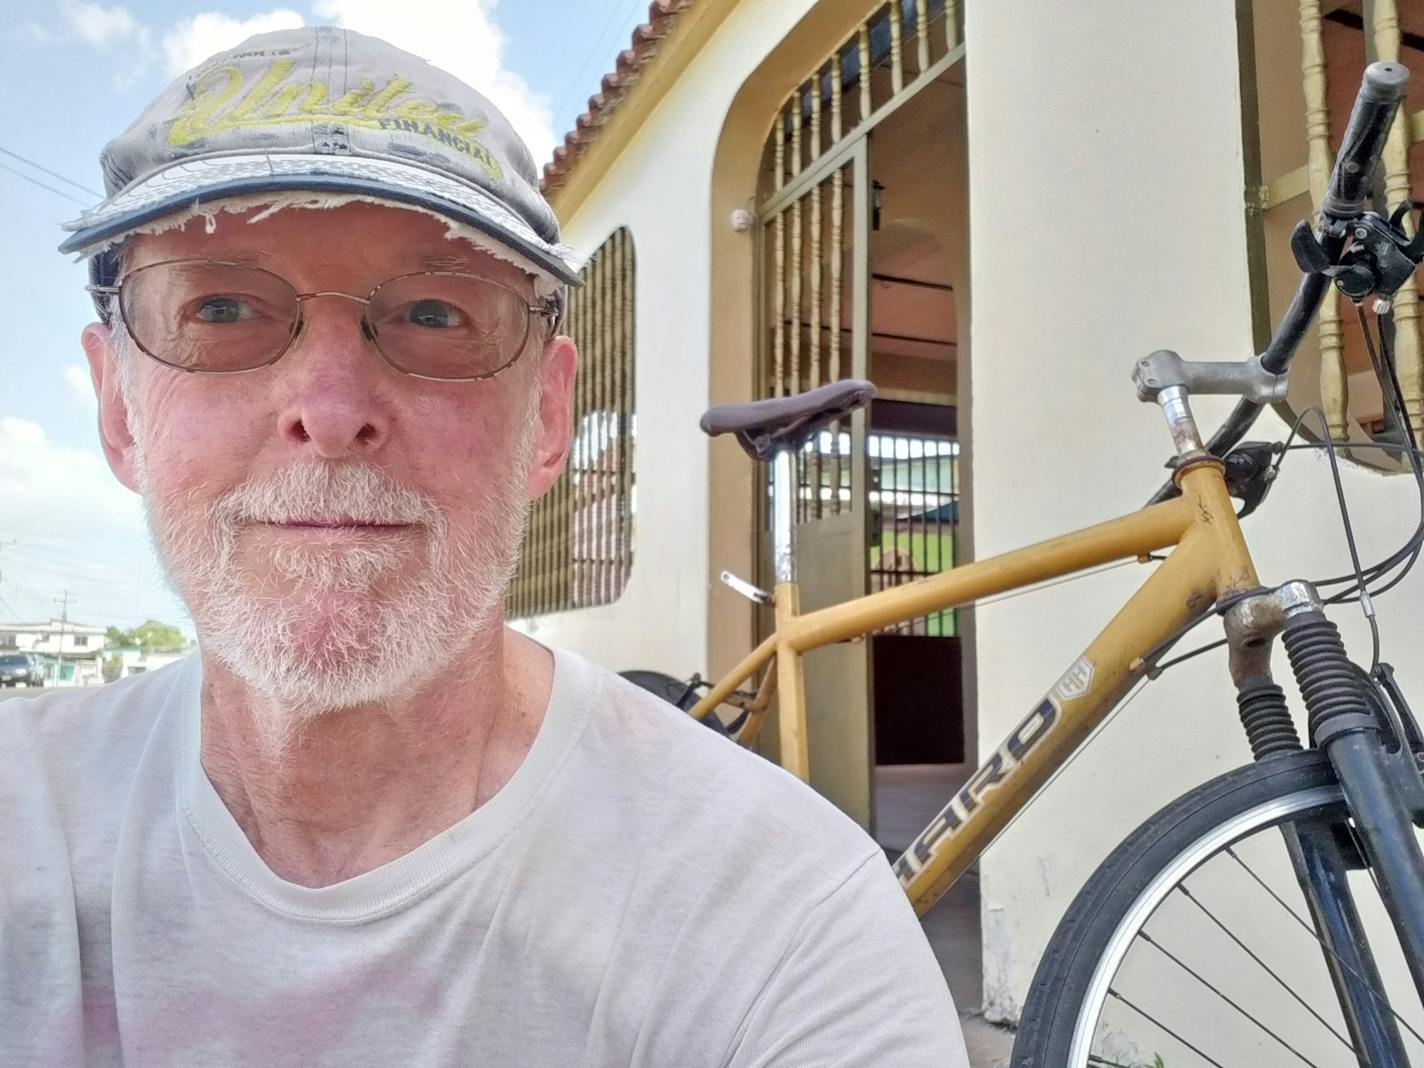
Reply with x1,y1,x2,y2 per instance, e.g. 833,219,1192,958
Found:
868,429,959,635
757,140,873,827
752,0,966,829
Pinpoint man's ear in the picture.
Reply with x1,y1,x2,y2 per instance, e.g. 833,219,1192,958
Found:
81,323,141,493
525,334,577,500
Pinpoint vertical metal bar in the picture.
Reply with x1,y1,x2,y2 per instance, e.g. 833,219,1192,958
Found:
574,262,592,608
619,228,635,597
850,142,870,530
1370,0,1424,444
810,182,823,519
571,260,590,609
774,105,787,193
596,239,611,603
1298,0,1347,438
830,166,845,520
790,88,804,180
890,1,905,95
773,214,787,398
810,65,823,163
859,26,872,125
607,231,620,602
789,196,805,521
916,0,930,72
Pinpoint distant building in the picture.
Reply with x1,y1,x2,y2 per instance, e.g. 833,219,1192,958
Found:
0,619,109,686
105,645,190,680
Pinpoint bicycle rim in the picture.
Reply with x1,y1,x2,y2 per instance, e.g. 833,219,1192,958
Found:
1018,754,1424,1067
1069,784,1343,1065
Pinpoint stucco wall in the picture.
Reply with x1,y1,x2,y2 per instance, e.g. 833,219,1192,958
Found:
967,0,1424,1021
525,0,1424,1025
513,0,825,677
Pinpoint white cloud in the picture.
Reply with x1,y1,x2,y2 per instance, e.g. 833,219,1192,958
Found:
63,365,97,415
0,419,185,631
162,9,305,77
57,1,155,86
311,0,558,162
0,418,143,540
59,0,143,48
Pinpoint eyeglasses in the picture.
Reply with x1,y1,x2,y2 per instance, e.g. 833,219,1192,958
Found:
87,259,559,382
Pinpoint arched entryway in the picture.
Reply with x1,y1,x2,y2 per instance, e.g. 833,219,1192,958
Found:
706,0,977,1005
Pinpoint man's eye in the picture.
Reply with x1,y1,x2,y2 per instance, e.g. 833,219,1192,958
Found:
405,300,468,329
194,297,250,324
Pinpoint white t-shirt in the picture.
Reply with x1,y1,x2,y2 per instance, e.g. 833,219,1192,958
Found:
0,649,967,1067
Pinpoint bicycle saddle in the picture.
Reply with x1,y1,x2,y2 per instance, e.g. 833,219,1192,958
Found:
699,378,876,462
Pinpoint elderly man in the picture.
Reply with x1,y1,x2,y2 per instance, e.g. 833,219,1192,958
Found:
4,27,967,1066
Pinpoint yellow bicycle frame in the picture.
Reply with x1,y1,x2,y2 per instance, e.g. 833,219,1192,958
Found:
688,459,1259,917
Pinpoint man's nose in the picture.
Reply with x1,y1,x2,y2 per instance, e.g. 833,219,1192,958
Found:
274,296,391,458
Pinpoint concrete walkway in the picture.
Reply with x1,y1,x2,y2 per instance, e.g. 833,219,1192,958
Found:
880,764,1017,1065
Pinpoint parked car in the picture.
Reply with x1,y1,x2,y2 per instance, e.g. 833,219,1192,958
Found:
0,653,44,687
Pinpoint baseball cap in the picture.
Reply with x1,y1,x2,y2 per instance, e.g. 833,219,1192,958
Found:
58,26,581,290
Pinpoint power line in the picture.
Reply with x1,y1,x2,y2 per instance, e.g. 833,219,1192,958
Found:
5,542,153,578
0,159,90,206
548,0,649,133
0,145,101,197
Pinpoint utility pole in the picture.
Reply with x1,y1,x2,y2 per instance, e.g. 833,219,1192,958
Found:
53,590,74,687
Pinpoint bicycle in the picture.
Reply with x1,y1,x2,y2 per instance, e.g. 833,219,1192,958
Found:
628,63,1424,1065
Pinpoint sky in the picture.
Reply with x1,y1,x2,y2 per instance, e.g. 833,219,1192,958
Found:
0,0,651,636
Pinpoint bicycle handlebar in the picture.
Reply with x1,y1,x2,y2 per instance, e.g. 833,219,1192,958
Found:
1323,62,1410,218
1147,62,1409,506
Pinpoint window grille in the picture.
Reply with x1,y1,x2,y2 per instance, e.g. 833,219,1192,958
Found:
764,0,962,194
507,227,636,618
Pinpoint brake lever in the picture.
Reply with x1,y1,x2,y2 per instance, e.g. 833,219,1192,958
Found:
1291,204,1424,307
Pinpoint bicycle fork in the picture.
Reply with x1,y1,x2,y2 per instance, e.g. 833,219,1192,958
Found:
1227,582,1424,1066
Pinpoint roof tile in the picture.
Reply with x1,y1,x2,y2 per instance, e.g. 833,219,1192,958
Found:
541,0,697,195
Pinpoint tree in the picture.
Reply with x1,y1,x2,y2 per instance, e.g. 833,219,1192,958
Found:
106,620,188,653
131,619,187,653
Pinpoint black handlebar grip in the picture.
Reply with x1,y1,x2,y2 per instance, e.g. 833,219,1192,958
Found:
1322,61,1410,218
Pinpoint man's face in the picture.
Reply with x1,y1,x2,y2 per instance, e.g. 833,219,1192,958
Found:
82,202,575,727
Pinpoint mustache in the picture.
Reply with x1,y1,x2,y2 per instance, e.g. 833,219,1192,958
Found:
209,463,442,529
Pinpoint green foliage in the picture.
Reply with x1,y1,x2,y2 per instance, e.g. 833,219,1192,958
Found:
106,619,187,653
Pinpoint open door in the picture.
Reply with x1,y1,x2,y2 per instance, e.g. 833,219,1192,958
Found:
755,139,873,829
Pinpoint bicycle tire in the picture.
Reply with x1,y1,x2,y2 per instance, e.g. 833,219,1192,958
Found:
1010,749,1361,1066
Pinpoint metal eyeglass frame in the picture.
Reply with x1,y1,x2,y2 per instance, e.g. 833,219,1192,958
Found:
86,258,562,382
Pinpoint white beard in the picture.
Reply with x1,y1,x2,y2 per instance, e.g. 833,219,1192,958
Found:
132,397,538,750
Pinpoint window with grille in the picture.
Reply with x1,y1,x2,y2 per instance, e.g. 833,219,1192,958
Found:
507,227,635,619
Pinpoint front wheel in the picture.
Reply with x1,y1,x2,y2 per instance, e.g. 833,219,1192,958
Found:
1011,750,1424,1067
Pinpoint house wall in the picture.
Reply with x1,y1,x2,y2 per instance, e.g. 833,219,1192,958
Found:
515,0,828,676
967,0,1424,1022
528,0,1424,1028
8,630,106,656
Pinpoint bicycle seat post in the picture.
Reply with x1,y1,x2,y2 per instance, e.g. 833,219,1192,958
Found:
770,446,797,586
